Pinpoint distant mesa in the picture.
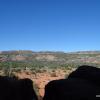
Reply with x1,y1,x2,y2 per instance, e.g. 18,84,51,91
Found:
0,50,100,65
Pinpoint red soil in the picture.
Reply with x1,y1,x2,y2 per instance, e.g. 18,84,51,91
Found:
15,69,73,97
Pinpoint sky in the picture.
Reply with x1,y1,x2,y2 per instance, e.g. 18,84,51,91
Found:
0,0,100,52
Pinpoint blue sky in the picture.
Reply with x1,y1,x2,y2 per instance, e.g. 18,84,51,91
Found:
0,0,100,52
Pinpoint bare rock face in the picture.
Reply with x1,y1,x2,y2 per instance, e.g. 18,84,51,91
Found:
35,54,57,61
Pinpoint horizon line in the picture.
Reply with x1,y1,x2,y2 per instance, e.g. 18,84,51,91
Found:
0,49,100,53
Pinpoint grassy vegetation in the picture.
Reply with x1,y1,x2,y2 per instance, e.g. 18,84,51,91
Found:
0,50,100,76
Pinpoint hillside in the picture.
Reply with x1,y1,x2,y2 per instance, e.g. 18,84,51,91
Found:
1,50,100,98
0,50,100,69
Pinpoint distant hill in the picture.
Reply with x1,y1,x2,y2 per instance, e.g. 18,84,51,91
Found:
0,50,100,68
